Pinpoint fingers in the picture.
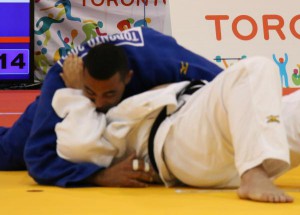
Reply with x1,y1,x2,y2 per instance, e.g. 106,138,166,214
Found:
117,171,154,188
130,171,154,183
125,152,154,173
123,154,156,186
61,54,84,89
63,55,83,74
64,54,83,66
129,159,156,185
96,152,157,188
131,159,151,172
123,179,149,188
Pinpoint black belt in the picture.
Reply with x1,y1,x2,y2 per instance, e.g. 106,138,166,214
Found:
148,80,205,173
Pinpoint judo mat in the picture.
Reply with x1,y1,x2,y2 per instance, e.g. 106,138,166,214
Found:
1,89,300,215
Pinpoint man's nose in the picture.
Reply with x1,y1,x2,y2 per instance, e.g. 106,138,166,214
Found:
95,97,108,109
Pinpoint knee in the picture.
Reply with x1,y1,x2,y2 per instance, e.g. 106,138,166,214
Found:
221,56,282,94
243,56,277,75
241,56,280,84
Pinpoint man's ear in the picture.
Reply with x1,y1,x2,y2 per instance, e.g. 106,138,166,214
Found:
125,70,133,84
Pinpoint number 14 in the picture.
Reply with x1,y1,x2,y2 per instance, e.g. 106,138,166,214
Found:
0,53,26,69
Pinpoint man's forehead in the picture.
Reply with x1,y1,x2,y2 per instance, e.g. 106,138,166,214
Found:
83,68,122,81
83,72,123,92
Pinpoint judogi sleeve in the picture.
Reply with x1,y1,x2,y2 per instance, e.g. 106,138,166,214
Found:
52,88,117,167
24,64,103,187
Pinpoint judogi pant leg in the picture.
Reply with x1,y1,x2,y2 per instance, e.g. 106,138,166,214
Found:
162,57,290,188
0,98,39,170
282,90,300,168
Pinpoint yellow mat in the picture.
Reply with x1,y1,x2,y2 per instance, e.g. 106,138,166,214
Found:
1,168,300,215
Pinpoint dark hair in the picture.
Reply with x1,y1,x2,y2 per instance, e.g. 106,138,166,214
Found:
84,43,129,80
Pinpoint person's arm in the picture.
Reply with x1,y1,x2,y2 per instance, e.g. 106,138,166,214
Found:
272,54,279,64
24,64,154,187
284,53,288,64
87,153,156,187
24,64,99,187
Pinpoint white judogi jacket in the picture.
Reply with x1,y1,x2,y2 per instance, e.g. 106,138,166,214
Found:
53,82,190,186
53,57,299,189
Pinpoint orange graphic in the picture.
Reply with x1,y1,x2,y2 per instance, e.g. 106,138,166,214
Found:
0,37,30,43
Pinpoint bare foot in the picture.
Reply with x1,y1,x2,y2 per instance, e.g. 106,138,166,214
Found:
237,165,293,203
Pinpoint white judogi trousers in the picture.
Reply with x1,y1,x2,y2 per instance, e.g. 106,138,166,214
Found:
53,56,300,188
158,56,292,187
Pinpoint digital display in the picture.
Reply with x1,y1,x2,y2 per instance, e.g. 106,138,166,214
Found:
0,0,33,83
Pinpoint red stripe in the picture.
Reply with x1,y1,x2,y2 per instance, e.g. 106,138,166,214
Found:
0,37,30,43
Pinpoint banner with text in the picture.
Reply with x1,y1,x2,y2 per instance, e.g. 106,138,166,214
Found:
34,0,170,80
170,0,300,88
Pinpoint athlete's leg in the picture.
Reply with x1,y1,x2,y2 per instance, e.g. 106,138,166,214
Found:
282,90,300,168
163,57,292,202
222,57,292,203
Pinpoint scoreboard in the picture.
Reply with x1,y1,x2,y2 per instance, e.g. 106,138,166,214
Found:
0,0,33,83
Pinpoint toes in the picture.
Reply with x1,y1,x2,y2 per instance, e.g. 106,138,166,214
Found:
275,194,294,203
264,193,294,203
238,190,294,203
272,194,280,203
284,195,294,203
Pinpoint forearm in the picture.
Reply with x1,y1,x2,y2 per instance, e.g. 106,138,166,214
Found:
24,64,102,187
